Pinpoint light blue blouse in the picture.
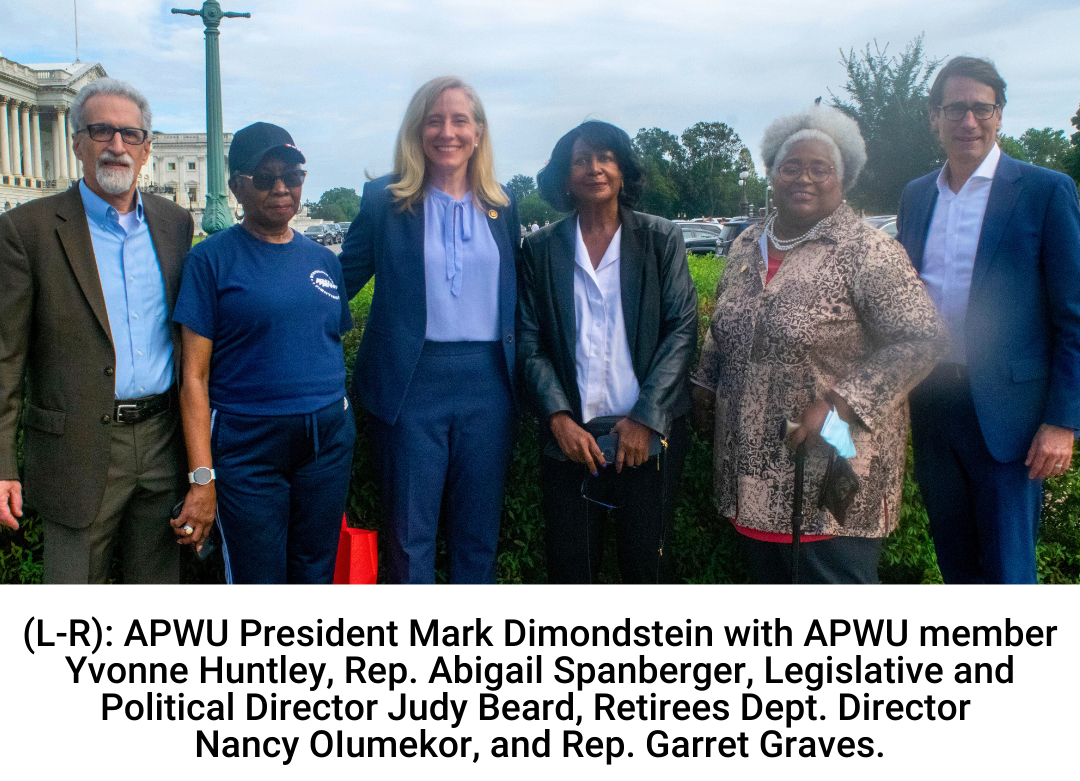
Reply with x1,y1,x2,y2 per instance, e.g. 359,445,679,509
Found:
422,187,501,341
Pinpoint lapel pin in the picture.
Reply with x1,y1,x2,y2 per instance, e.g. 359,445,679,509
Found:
488,209,498,219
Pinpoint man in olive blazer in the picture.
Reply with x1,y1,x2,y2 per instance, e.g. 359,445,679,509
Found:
0,79,193,582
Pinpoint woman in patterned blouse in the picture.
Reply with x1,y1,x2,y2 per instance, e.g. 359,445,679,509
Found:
690,105,947,584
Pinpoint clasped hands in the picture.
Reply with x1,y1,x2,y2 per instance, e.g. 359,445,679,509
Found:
550,412,654,474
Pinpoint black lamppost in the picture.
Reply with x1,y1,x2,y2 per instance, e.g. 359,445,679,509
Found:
738,165,749,217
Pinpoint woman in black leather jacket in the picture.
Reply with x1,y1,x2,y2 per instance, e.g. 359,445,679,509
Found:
516,121,698,583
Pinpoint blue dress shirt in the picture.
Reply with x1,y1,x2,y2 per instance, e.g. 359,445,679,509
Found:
80,180,174,399
422,187,501,341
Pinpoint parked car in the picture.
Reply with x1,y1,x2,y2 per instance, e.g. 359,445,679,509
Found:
336,222,352,238
715,217,763,256
680,225,723,255
303,224,336,246
863,215,897,238
675,220,725,238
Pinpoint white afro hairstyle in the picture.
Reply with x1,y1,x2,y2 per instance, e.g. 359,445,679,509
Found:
761,105,866,191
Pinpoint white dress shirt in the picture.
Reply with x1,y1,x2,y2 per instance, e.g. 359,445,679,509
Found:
573,220,640,423
921,143,1001,364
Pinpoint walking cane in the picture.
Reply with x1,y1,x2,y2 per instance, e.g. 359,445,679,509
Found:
791,442,806,584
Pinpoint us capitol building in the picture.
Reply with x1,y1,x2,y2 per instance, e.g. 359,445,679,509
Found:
0,54,238,232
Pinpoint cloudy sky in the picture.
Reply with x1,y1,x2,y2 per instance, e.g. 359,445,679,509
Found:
3,0,1078,199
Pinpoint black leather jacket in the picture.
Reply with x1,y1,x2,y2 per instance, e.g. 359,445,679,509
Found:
516,207,698,437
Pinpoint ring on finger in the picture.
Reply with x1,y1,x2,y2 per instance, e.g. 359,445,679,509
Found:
183,525,194,535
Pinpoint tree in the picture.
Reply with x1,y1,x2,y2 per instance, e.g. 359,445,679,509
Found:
505,174,536,203
309,187,362,222
998,134,1028,162
632,125,750,218
1018,127,1071,171
517,192,563,227
830,35,943,214
679,122,744,217
1064,103,1080,186
633,128,685,218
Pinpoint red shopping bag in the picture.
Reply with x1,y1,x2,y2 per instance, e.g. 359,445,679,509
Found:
333,514,378,584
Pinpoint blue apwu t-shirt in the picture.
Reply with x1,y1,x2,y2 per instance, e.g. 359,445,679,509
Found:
174,224,353,416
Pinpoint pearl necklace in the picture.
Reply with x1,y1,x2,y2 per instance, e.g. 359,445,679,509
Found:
764,212,827,251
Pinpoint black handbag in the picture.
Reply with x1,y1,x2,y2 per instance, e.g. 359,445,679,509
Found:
817,447,860,525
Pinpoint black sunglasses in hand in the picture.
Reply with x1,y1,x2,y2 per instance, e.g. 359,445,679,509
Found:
236,170,308,191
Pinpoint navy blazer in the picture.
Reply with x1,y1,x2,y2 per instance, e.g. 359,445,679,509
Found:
339,175,520,425
896,152,1080,462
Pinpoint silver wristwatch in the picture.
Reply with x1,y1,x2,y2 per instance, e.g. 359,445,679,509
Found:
188,467,216,486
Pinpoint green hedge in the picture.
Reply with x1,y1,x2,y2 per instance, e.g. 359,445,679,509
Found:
340,253,1080,585
1,253,1077,584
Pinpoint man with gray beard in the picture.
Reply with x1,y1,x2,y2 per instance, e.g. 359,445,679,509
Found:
0,79,194,582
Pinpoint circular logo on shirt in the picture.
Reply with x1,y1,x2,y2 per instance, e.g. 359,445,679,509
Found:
310,270,340,300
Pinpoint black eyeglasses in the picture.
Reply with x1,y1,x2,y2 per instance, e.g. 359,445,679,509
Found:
81,123,149,145
938,102,1001,121
776,162,835,183
236,170,307,190
580,476,621,510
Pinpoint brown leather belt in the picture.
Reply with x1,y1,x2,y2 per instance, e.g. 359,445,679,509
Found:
114,387,176,424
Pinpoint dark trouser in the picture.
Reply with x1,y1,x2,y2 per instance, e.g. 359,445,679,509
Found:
44,406,185,584
542,415,689,584
212,398,356,585
741,535,883,584
910,365,1042,584
373,341,515,584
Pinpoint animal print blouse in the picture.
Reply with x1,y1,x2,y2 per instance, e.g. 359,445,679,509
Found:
692,204,947,537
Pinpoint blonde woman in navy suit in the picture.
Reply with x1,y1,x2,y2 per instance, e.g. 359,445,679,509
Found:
339,77,520,584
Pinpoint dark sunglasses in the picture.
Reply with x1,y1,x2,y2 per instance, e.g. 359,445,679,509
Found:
580,476,621,510
81,123,149,145
937,102,1001,121
236,170,307,190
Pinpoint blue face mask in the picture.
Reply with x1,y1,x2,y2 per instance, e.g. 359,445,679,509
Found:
820,406,856,458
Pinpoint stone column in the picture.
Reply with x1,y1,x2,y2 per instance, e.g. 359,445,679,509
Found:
19,103,33,180
30,107,42,179
65,111,77,179
198,154,207,209
9,101,22,177
51,113,62,181
0,97,10,176
56,109,70,181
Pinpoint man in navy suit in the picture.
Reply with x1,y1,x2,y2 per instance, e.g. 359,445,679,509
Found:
896,56,1080,583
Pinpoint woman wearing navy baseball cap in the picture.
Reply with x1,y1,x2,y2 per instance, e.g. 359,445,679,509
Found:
173,122,356,584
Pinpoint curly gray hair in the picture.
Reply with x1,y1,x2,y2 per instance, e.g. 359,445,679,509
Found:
760,105,866,191
69,78,152,134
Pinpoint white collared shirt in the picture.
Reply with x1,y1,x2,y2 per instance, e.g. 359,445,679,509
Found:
920,143,1001,364
573,220,640,423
